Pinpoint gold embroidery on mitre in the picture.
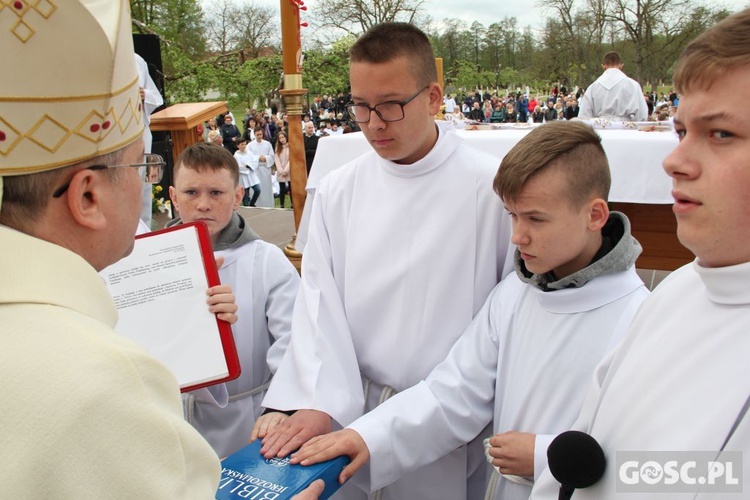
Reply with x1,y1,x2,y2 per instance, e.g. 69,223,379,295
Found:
0,78,142,159
0,75,140,104
74,108,118,143
118,97,138,133
26,114,71,153
2,0,58,43
0,118,22,156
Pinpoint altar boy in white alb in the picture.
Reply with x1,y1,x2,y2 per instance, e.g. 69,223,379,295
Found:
529,9,750,499
290,121,648,500
257,22,514,500
247,127,276,208
167,143,299,459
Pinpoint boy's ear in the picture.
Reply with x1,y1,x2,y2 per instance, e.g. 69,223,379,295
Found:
428,83,443,115
168,185,179,212
588,198,609,231
234,185,243,210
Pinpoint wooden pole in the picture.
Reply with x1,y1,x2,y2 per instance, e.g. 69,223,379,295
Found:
279,0,308,271
435,57,445,119
435,57,444,90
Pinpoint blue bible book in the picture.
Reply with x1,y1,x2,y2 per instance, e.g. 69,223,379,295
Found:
216,440,350,499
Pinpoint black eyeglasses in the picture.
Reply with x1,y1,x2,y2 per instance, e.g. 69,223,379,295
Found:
345,86,430,123
52,154,166,198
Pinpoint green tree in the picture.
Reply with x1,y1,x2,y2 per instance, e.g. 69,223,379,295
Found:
484,23,504,71
131,0,206,76
301,36,354,97
469,21,486,66
435,18,468,71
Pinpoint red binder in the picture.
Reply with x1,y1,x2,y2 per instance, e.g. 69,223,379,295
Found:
104,221,241,392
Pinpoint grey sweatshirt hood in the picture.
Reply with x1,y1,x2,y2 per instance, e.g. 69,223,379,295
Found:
516,211,642,292
166,212,259,251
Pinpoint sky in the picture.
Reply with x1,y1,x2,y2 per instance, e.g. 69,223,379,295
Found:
248,0,540,33
246,0,749,37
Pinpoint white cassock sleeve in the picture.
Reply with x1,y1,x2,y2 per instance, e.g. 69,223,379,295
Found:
533,433,556,480
529,344,618,499
264,142,275,168
347,284,507,490
248,150,260,171
263,244,301,374
135,54,163,115
578,91,595,121
262,186,365,424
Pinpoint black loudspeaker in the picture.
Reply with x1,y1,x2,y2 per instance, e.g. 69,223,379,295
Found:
132,34,166,109
151,135,174,191
133,34,173,190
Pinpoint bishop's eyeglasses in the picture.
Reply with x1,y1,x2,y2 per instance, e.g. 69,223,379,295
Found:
52,154,166,198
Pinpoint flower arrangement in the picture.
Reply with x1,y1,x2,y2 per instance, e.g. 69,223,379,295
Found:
151,184,171,215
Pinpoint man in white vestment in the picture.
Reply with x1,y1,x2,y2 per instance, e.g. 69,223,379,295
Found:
529,9,750,499
288,121,649,500
135,52,164,228
0,1,223,496
248,127,276,208
444,93,457,113
255,22,514,500
578,51,648,122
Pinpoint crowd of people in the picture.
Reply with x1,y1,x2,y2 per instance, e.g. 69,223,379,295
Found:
4,1,750,499
449,87,679,124
445,53,681,126
200,99,363,208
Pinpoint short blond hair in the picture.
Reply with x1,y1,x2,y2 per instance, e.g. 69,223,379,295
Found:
494,121,610,209
673,8,750,93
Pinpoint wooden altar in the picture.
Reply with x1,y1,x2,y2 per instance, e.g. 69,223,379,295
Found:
300,127,695,271
149,101,228,160
612,203,693,270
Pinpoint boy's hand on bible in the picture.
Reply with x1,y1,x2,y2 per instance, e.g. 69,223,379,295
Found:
260,409,332,459
250,412,288,441
487,431,535,478
291,479,324,500
291,429,370,485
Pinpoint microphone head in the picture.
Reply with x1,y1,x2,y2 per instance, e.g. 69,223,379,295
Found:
547,430,606,489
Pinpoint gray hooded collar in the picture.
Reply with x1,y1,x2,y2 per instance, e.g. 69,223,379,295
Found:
165,212,259,251
516,211,642,292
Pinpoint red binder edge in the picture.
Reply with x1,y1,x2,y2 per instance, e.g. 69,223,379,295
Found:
135,221,241,393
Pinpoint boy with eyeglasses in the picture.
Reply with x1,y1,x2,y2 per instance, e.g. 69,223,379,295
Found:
255,21,514,500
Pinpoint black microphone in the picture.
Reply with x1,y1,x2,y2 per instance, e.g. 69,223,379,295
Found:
546,430,606,500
